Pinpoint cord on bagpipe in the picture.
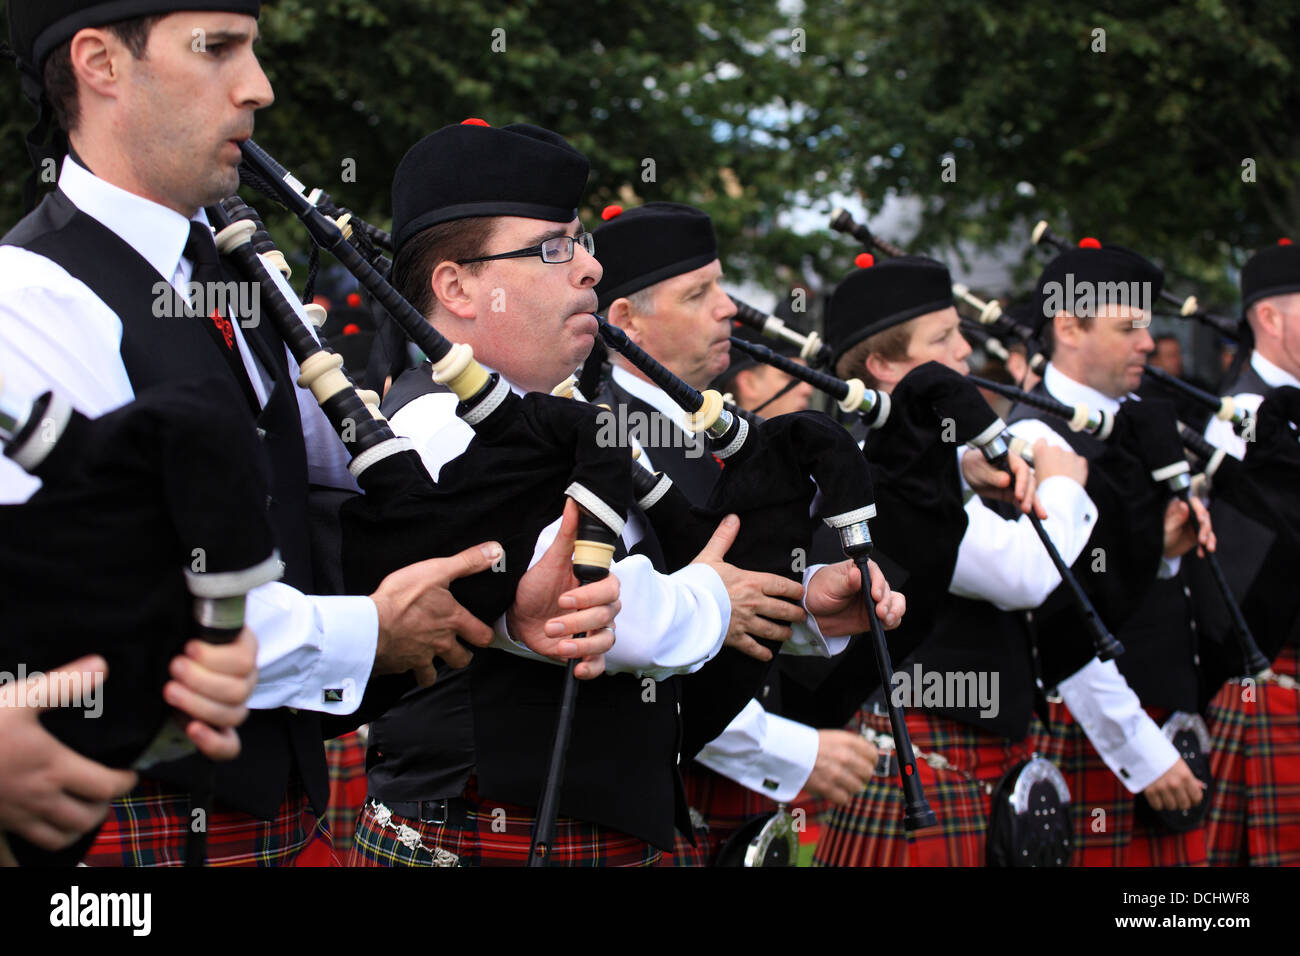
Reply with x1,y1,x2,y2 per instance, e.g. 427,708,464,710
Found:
968,374,1271,679
1031,220,1241,340
214,152,633,865
0,373,281,866
595,318,937,831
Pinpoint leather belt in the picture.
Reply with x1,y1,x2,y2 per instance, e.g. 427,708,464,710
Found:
381,797,472,829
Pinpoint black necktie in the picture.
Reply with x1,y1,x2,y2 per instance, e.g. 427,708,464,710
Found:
183,221,260,410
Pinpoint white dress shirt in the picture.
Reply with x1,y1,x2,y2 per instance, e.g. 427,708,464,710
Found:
0,158,377,715
1004,363,1179,791
1204,351,1300,460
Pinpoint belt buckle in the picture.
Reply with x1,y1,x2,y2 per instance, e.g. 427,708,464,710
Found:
418,799,450,825
873,750,896,778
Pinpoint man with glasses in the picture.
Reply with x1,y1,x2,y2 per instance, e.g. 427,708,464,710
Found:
356,120,904,866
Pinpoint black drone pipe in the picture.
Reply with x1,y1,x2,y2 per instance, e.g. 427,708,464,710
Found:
829,207,908,258
727,335,891,428
727,295,833,368
1143,364,1253,431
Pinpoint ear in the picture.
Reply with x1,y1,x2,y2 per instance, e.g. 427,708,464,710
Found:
69,28,127,102
1254,299,1283,341
731,368,759,405
864,351,901,391
429,260,477,321
1053,311,1081,349
609,296,648,347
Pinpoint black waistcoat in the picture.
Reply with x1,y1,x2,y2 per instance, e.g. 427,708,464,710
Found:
3,190,329,817
368,366,690,850
1006,384,1197,709
1224,361,1271,401
884,573,1041,741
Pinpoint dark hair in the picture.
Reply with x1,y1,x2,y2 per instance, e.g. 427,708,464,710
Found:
1153,333,1180,347
1040,311,1094,357
835,317,917,388
43,16,162,133
390,218,497,320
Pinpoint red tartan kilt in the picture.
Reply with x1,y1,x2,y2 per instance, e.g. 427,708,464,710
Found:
82,776,334,867
325,731,369,858
813,710,1031,867
348,776,660,867
1205,642,1300,866
1034,700,1207,867
658,765,778,866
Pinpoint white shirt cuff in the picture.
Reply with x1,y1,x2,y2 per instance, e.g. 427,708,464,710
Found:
695,701,820,802
1056,658,1179,794
245,586,378,715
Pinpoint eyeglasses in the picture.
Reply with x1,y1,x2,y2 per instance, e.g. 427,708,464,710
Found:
457,231,595,265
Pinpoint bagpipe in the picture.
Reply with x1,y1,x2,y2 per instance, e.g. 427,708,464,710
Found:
1031,220,1241,340
592,319,938,831
828,209,1048,371
219,141,636,865
968,375,1275,686
228,144,937,832
1168,390,1300,693
0,373,282,866
1142,363,1253,433
727,295,832,368
728,338,1125,666
724,340,1086,865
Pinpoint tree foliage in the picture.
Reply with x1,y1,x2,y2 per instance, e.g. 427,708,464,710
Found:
1,0,1296,308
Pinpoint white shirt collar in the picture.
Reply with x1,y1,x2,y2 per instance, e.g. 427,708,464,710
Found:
610,364,695,434
58,156,209,281
1251,351,1300,391
1043,362,1126,415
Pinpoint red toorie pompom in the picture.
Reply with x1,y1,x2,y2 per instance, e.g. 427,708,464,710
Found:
1279,238,1294,246
854,252,875,269
601,204,624,221
346,292,362,308
1077,237,1102,249
461,117,490,127
342,323,361,336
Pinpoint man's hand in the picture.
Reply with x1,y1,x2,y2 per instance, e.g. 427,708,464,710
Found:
962,447,1042,516
1163,496,1215,559
1143,757,1206,811
507,500,619,679
804,730,878,805
804,559,906,637
691,515,806,662
370,543,500,686
166,626,258,761
0,657,138,852
1031,439,1088,487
